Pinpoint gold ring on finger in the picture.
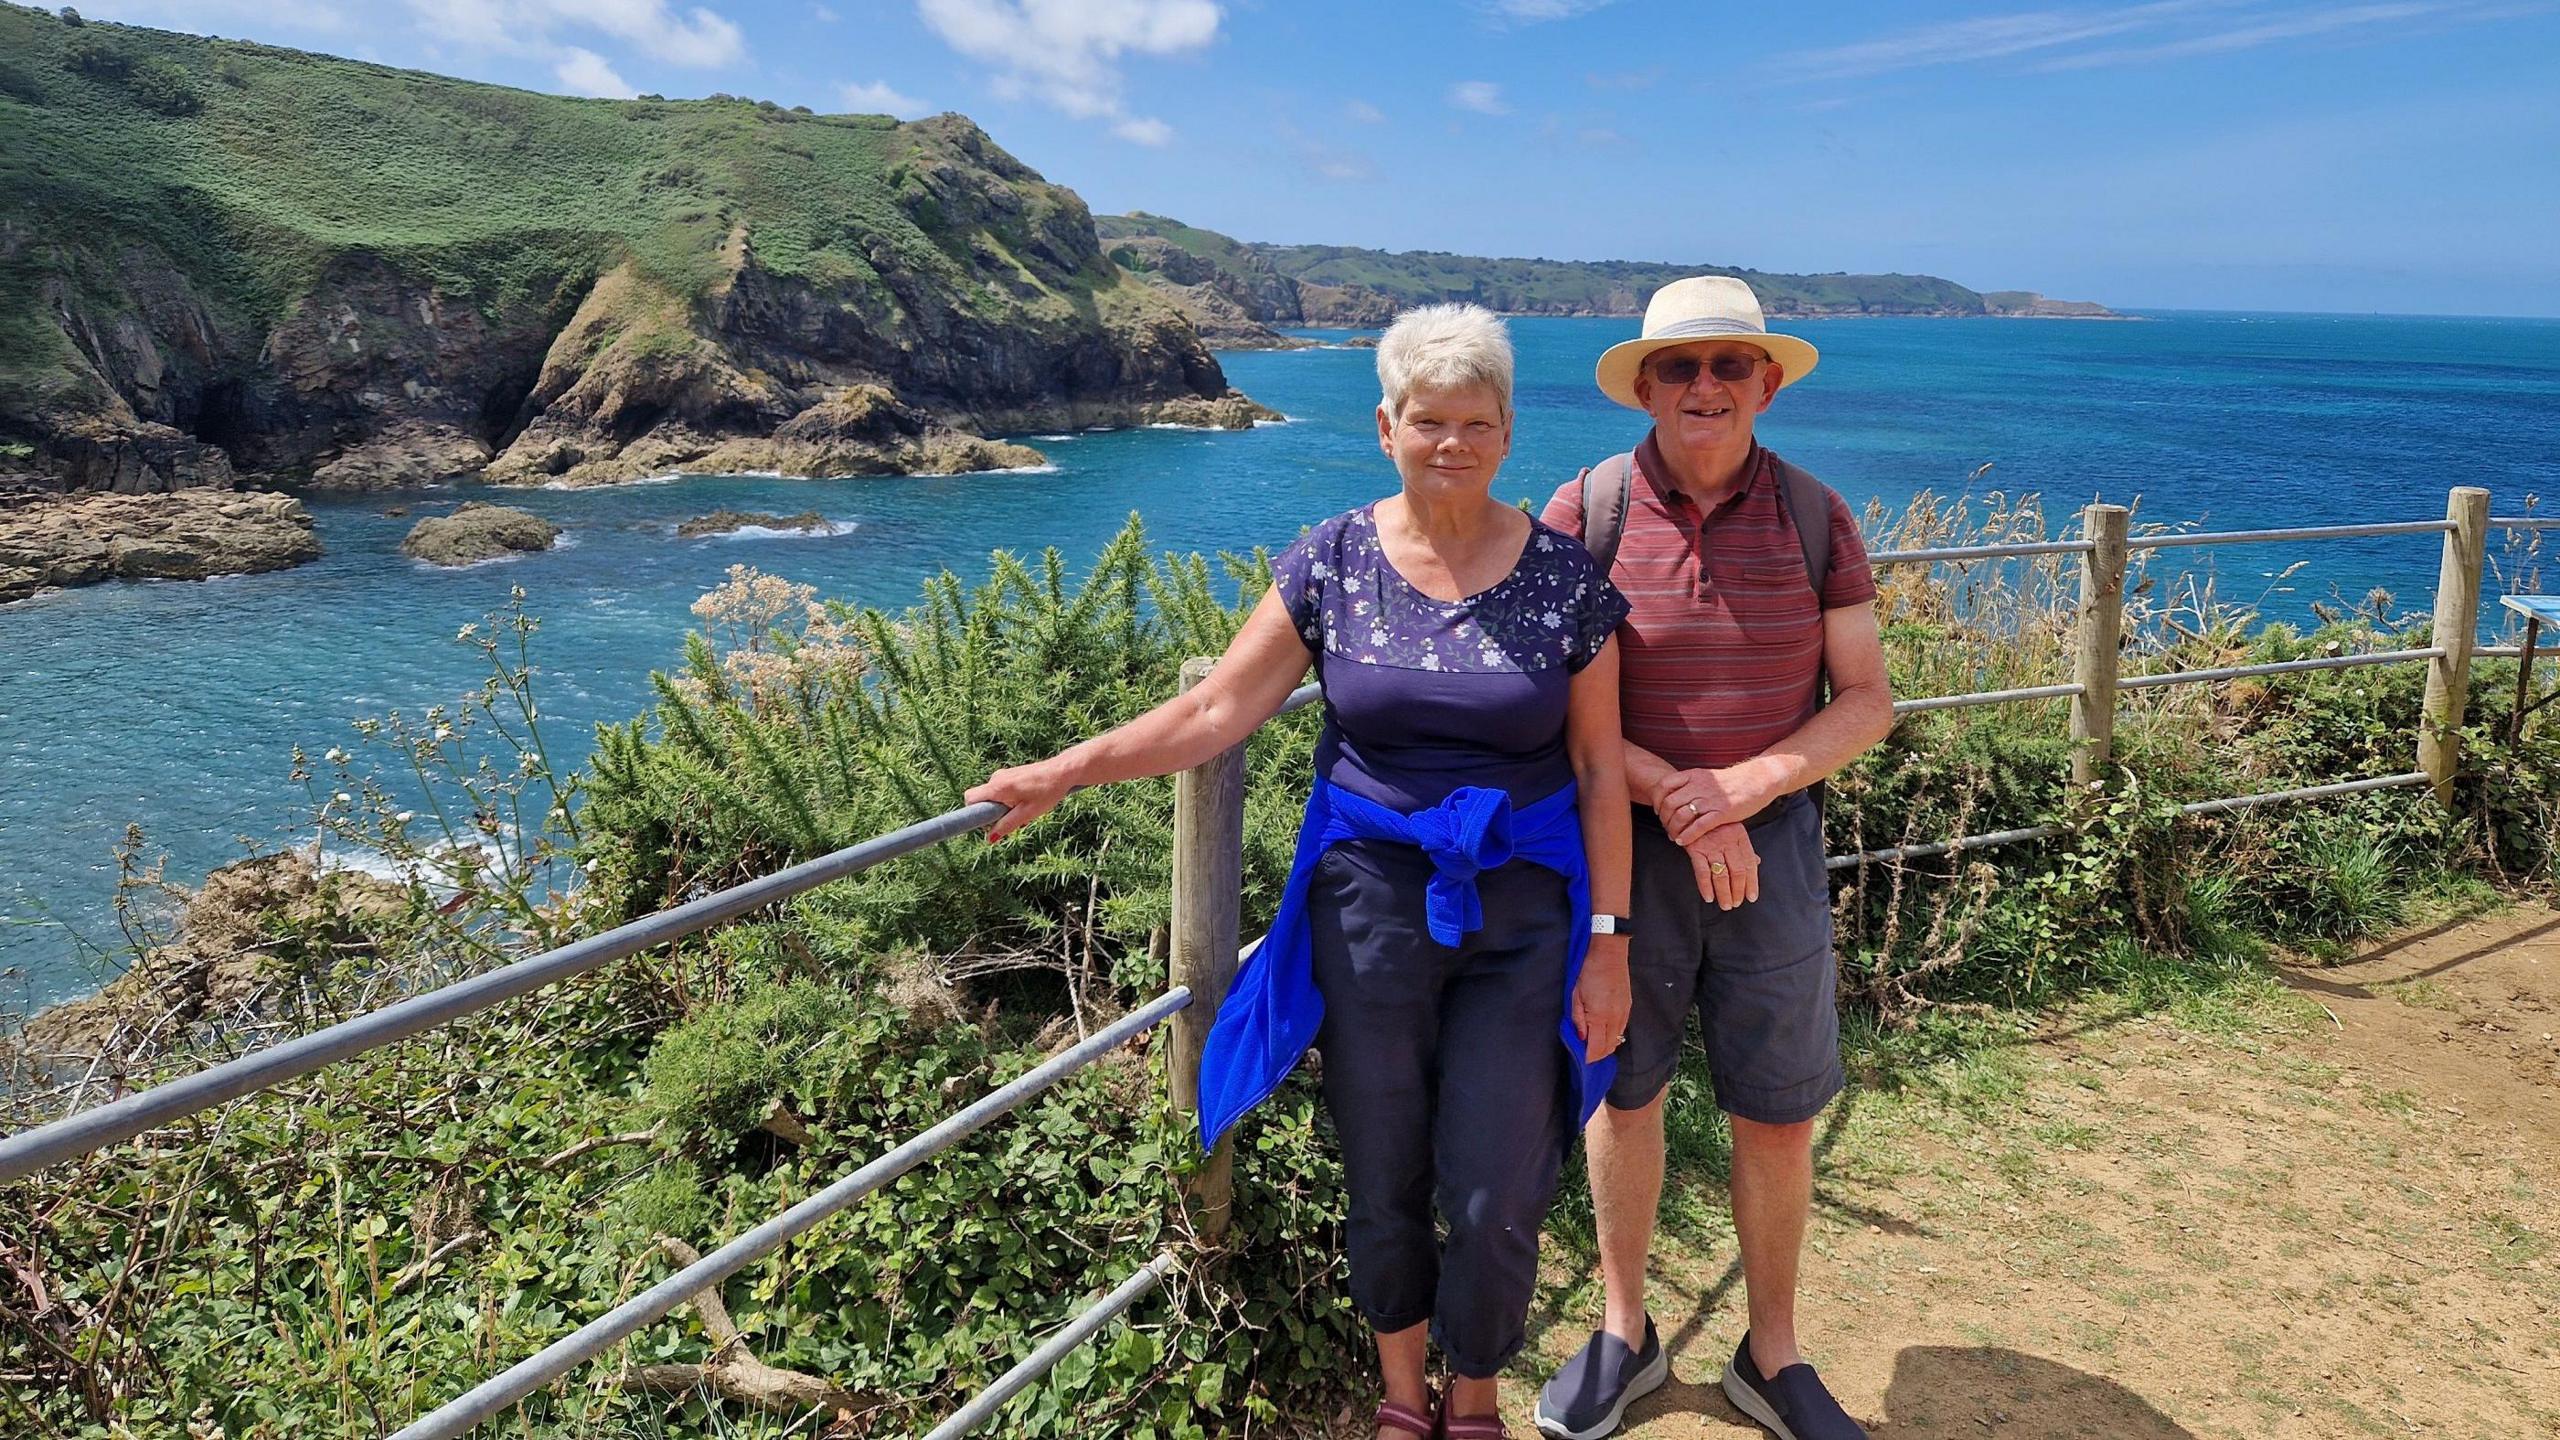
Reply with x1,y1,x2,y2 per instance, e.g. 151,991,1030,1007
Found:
1710,860,1729,874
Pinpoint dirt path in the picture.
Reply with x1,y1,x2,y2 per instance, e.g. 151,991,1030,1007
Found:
1502,903,2560,1440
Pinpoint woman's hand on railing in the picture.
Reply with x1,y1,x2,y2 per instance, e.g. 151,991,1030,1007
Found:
1687,824,1761,910
967,759,1076,843
1573,940,1632,1062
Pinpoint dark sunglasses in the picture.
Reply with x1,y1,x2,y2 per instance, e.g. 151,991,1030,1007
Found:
1647,352,1767,387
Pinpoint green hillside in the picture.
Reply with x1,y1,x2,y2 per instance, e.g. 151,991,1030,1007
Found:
0,5,1243,491
1100,212,2111,323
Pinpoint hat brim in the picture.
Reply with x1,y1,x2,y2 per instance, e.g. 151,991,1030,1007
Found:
1594,330,1820,411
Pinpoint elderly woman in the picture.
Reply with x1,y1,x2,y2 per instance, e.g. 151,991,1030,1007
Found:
969,303,1632,1437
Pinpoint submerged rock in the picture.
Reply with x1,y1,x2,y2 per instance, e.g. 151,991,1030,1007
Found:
0,488,322,604
399,502,559,566
676,509,831,538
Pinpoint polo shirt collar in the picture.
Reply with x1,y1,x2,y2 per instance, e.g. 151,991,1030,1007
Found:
1634,431,1767,518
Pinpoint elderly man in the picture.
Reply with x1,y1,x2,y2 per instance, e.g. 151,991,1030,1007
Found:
1534,276,1895,1440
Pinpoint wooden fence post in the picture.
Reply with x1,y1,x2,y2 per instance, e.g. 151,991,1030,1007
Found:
2069,504,2131,791
1167,656,1245,1243
2419,486,2491,805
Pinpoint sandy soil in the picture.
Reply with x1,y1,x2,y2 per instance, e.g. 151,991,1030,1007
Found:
1461,903,2560,1440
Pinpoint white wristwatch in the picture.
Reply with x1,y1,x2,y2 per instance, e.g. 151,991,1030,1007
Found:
1590,913,1633,936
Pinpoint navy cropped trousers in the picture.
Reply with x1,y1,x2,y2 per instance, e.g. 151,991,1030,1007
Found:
1307,839,1576,1379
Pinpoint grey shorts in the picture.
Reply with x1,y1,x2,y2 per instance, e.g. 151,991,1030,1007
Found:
1608,790,1843,1125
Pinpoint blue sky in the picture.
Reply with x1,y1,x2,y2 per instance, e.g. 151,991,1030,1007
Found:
71,1,2560,315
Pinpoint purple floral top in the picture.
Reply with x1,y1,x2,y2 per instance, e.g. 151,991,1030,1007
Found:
1270,504,1630,811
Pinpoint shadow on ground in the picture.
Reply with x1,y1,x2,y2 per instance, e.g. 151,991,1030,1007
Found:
1601,1346,2192,1438
1875,1347,2196,1437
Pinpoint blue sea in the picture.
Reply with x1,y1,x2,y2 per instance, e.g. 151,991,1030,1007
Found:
4,312,2555,1006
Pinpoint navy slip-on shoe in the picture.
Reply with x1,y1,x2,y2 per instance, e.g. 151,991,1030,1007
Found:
1720,1333,1868,1440
1534,1316,1669,1440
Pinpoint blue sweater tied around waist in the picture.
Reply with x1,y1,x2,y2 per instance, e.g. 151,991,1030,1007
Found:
1195,776,1614,1152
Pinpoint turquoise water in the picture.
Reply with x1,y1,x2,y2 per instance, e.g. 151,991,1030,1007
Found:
4,313,2555,1005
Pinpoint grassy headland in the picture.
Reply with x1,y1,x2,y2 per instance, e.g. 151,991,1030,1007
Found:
0,4,1255,494
1097,212,2114,343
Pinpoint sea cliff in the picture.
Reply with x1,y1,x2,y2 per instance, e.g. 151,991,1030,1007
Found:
0,7,1258,517
1097,212,2118,344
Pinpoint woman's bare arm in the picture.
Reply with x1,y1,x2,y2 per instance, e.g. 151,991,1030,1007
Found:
965,588,1313,841
1566,638,1633,1060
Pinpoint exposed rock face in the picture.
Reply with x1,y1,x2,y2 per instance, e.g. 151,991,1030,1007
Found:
1293,283,1399,327
0,487,321,604
21,852,404,1066
306,422,496,491
399,503,559,566
676,509,830,538
1102,234,1308,349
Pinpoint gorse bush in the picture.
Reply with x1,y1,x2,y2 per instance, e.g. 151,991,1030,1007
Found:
582,517,1321,999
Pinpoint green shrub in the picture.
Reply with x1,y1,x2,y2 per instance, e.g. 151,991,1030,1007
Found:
64,33,127,77
127,56,205,116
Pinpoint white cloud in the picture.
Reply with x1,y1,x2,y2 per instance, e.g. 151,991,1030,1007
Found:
914,0,1219,141
1448,80,1509,114
406,0,747,68
2035,1,2460,69
1485,0,1617,19
1771,0,2517,82
840,79,932,116
812,2,840,17
1578,126,1627,147
1344,98,1386,124
555,46,637,95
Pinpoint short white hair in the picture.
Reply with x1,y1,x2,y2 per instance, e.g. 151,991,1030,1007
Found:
1376,303,1513,421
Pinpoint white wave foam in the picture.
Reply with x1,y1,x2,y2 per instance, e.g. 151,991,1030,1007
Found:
538,472,682,490
711,520,858,541
1033,433,1077,441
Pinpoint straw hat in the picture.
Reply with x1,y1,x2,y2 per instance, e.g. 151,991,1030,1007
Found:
1594,276,1819,410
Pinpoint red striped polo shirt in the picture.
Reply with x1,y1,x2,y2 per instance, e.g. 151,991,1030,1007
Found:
1541,435,1876,771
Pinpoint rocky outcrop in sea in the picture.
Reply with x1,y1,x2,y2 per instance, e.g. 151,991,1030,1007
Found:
400,503,559,566
0,487,322,604
20,852,404,1069
676,509,831,538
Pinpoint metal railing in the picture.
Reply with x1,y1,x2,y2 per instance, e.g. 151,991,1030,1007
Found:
5,485,2548,1435
1,682,1321,1436
1830,487,2541,871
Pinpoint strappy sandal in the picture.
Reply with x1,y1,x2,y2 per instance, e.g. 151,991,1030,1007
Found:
1437,1390,1512,1440
1373,1393,1437,1439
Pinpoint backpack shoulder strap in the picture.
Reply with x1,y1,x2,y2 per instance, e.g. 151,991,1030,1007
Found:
1765,451,1834,600
1576,451,1636,571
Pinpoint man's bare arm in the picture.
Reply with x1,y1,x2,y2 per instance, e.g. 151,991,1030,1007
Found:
1655,602,1894,845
